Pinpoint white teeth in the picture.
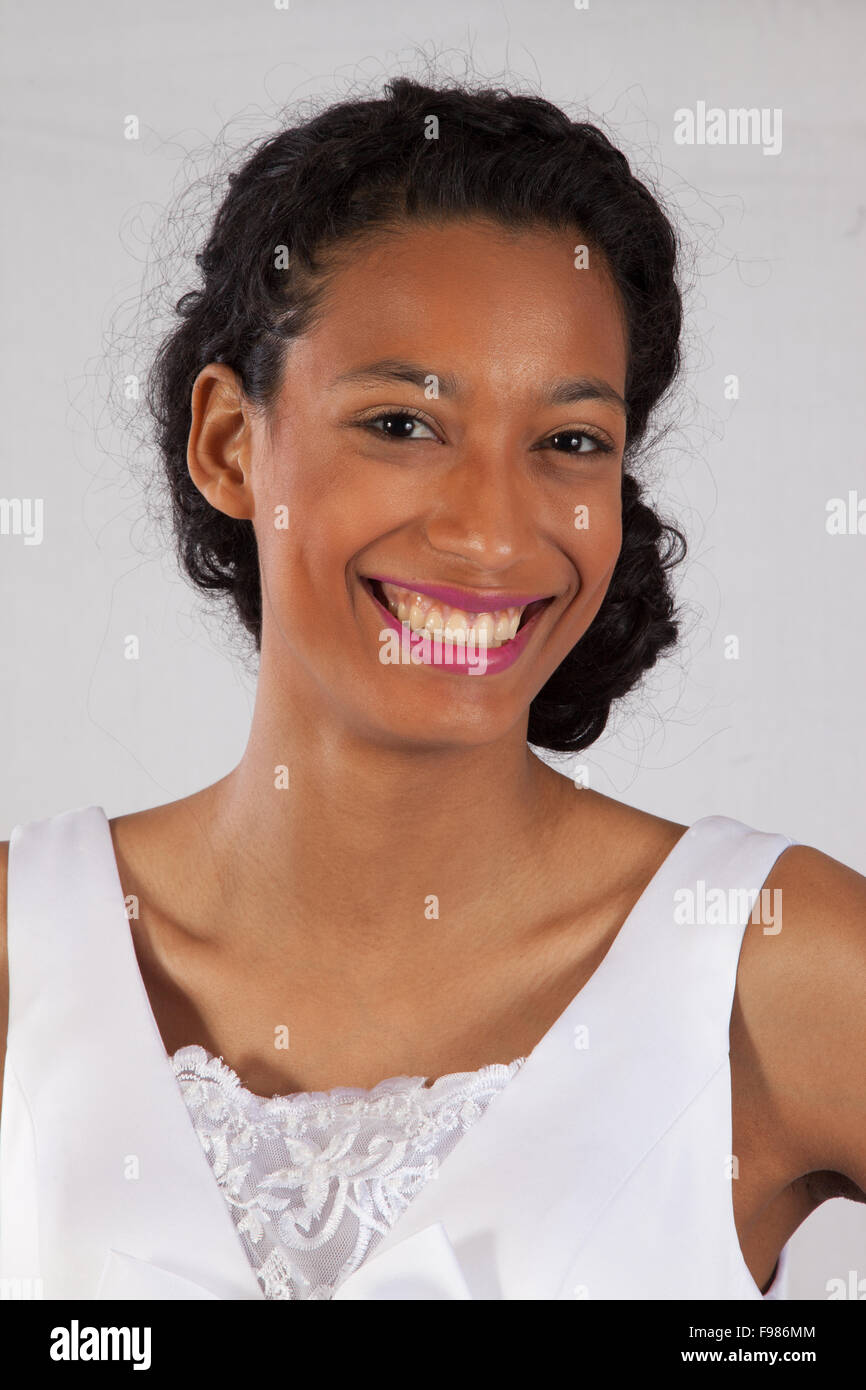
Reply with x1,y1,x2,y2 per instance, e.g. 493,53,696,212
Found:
424,606,445,634
377,581,526,647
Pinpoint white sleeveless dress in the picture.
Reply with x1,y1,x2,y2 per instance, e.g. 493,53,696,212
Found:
0,804,797,1301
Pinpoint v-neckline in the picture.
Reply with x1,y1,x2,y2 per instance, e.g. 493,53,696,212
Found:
100,808,696,1103
93,806,705,1297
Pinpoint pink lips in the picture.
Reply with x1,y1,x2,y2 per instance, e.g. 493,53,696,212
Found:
364,573,550,614
362,577,552,676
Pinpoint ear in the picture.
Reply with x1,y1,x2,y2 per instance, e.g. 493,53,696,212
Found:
186,363,256,520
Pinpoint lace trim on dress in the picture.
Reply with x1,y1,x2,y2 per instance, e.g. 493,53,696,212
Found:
170,1043,526,1300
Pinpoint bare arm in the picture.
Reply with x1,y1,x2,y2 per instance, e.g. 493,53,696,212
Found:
737,844,866,1201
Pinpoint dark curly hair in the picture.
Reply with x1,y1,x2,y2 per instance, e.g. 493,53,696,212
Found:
146,75,687,754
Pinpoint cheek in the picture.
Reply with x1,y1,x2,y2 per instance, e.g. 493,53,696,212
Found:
562,485,623,588
253,435,352,591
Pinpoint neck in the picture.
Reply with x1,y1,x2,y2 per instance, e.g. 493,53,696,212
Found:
200,648,575,958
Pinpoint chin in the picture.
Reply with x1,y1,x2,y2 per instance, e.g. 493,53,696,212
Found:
357,683,532,752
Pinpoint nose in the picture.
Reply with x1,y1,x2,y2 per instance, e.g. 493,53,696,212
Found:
422,445,539,576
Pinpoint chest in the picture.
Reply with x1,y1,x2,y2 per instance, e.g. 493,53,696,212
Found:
129,916,792,1297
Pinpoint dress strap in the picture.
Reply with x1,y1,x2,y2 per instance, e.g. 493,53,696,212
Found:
0,806,263,1298
606,814,797,1070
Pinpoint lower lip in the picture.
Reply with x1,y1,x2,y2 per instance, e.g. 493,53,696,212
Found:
362,581,549,676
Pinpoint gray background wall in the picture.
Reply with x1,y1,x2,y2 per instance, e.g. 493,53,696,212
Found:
1,0,864,1298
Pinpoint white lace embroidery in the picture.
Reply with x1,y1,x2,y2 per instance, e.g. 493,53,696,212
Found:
170,1044,526,1300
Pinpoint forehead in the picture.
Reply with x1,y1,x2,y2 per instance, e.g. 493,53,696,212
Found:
289,218,628,397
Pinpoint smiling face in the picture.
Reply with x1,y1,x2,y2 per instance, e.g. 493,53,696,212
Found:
191,216,629,750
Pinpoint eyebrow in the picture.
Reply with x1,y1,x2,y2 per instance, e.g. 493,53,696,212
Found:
328,359,626,415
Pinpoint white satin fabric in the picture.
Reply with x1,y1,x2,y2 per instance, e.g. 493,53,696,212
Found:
0,805,797,1300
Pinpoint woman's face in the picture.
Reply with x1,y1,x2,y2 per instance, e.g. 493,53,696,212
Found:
212,217,628,749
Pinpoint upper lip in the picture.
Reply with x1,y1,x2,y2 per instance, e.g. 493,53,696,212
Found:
364,574,554,614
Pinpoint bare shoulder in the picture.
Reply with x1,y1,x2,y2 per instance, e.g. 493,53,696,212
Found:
109,783,226,853
535,786,691,952
107,783,227,918
0,839,8,1125
571,788,688,878
733,840,866,1195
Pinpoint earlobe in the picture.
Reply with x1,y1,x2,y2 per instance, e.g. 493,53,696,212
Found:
186,363,255,520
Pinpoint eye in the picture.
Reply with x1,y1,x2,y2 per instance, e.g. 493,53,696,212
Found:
540,429,614,456
358,409,439,442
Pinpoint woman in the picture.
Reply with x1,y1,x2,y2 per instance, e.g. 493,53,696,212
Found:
1,75,864,1302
